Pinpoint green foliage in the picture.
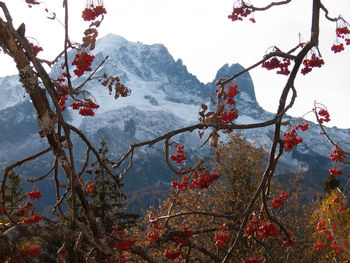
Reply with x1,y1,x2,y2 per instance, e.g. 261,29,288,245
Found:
39,141,138,262
5,170,25,203
1,170,25,232
310,190,350,262
87,140,138,232
210,133,265,218
141,133,317,262
211,133,317,262
322,174,340,194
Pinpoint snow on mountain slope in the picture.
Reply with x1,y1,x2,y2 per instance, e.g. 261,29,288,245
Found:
0,34,350,190
0,75,27,110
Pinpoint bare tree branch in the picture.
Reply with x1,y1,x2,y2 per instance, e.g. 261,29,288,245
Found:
1,147,51,204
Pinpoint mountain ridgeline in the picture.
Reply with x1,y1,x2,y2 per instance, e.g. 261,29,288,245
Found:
0,34,349,211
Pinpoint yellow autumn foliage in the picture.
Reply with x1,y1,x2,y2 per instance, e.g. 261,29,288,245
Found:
310,190,350,262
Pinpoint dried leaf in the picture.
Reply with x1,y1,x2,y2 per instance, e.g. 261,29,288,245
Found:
101,79,109,86
205,111,215,117
209,132,220,148
222,129,233,134
217,104,225,114
25,0,40,4
209,96,216,105
201,104,208,111
90,38,96,50
82,36,91,47
84,28,97,36
205,115,219,124
91,20,101,27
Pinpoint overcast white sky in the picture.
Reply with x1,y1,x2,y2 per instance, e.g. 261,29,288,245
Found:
1,0,350,128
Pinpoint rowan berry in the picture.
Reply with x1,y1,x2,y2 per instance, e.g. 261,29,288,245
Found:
27,190,42,200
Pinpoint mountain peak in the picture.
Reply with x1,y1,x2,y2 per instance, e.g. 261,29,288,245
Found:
213,63,257,103
94,34,129,54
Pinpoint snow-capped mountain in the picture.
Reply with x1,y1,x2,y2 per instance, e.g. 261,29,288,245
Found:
0,34,349,209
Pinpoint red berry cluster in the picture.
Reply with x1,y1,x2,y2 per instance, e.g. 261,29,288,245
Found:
172,176,189,191
57,89,68,112
301,54,324,75
331,25,350,53
283,129,302,151
331,196,348,213
19,213,42,225
169,144,187,164
283,122,309,151
330,148,345,162
172,173,221,191
317,108,330,123
27,190,42,200
163,249,182,260
329,168,343,176
228,3,255,22
56,77,65,83
82,4,107,21
282,240,294,247
0,204,6,213
215,225,230,248
20,246,42,257
242,259,260,263
72,51,95,77
18,201,34,216
29,43,43,56
225,83,239,105
112,227,136,251
282,233,294,247
212,82,239,125
314,242,326,250
152,221,162,230
331,244,343,254
86,183,94,194
329,147,344,175
271,192,289,209
331,43,344,53
261,57,291,76
336,26,350,37
146,221,162,244
244,217,279,240
295,123,309,131
71,99,100,116
219,110,238,125
147,230,160,244
173,227,192,245
314,214,347,254
316,221,325,231
58,249,68,263
115,239,136,251
215,233,230,248
62,72,71,79
190,173,221,189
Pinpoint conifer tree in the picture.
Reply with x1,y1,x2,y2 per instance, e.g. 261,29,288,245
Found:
322,174,341,195
86,140,138,232
1,170,25,232
5,170,25,203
